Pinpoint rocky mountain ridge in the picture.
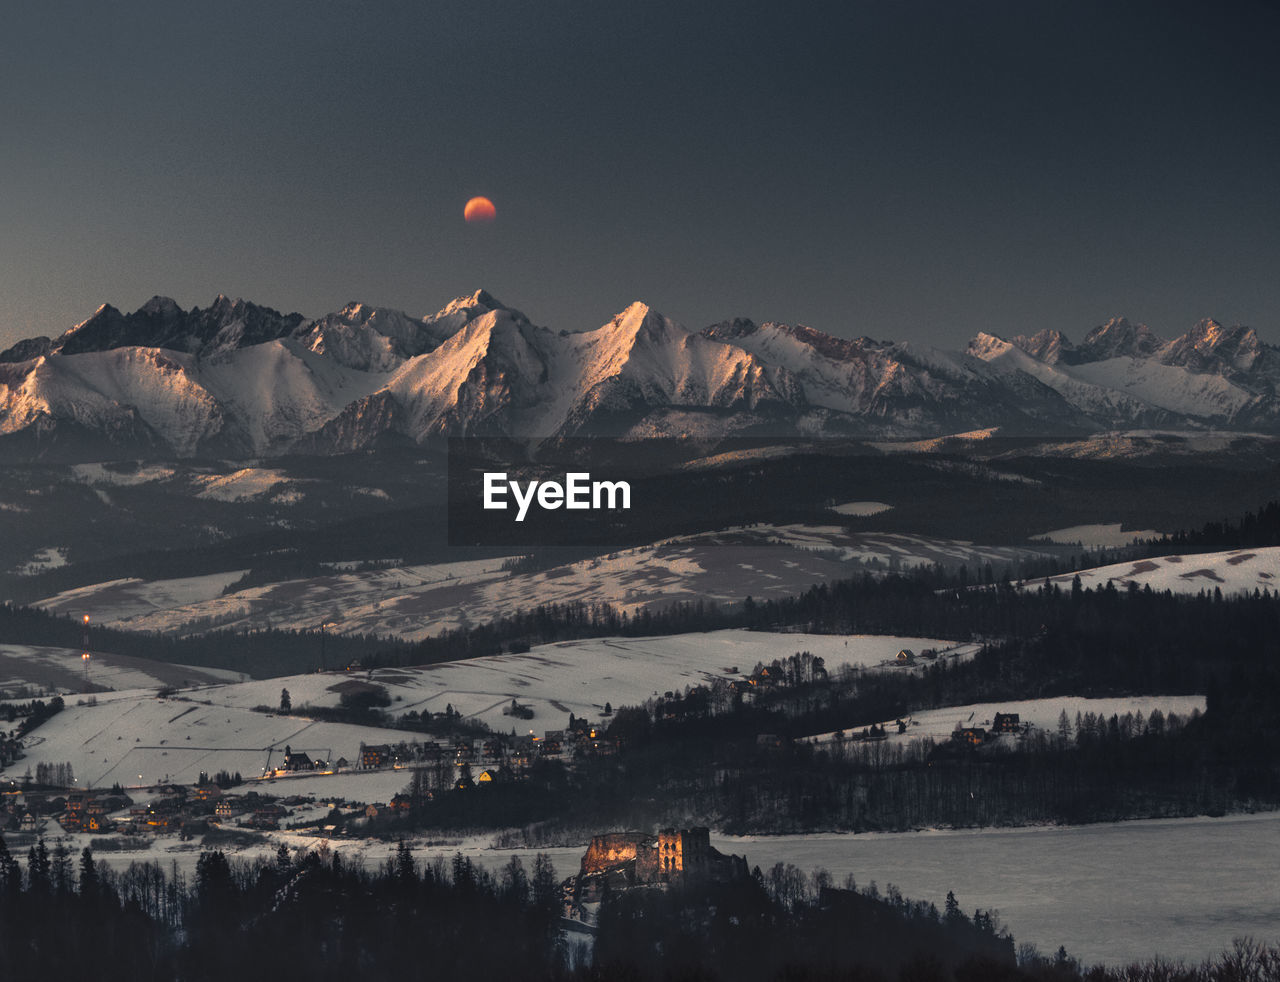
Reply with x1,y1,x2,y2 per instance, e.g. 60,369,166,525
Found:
1,292,1276,460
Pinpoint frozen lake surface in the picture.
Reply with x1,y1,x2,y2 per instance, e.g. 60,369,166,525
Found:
715,813,1280,967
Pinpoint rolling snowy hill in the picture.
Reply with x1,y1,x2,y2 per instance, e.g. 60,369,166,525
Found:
35,528,1049,641
1032,546,1280,595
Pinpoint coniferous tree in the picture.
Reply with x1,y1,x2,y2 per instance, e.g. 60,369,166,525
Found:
78,846,98,902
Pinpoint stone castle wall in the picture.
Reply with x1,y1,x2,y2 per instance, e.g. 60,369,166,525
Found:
580,832,647,875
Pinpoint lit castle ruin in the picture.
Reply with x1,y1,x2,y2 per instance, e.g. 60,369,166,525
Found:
570,828,749,905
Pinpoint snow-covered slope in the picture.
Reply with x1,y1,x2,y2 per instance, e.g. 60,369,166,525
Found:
191,631,978,734
1033,547,1280,595
803,694,1206,748
0,643,243,698
3,695,420,787
37,528,1048,641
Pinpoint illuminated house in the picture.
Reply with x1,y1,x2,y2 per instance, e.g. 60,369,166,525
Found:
361,745,391,769
992,712,1021,734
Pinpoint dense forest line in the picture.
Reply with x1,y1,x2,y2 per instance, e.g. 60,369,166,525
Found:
1150,500,1280,551
1,834,1276,981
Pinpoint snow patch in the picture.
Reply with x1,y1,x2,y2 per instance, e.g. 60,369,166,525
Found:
193,468,292,501
12,546,70,576
830,501,893,516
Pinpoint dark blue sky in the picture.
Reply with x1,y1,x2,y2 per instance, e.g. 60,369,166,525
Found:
3,1,1278,349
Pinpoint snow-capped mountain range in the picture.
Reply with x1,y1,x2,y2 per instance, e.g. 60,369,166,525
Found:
1,291,1277,459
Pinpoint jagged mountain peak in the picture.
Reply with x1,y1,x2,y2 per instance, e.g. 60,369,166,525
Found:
138,296,184,318
1164,318,1265,374
968,332,1014,359
433,288,506,320
49,294,306,358
705,316,889,364
604,302,688,341
702,317,760,341
321,300,420,327
297,301,461,371
1183,318,1257,349
0,335,55,364
1076,316,1163,361
1009,328,1075,364
769,322,886,361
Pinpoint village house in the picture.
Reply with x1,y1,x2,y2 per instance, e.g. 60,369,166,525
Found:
992,712,1021,734
388,793,412,811
361,744,391,770
510,741,534,769
580,730,617,757
539,732,563,757
246,803,287,830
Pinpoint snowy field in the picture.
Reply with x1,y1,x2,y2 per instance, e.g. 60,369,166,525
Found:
714,814,1280,967
0,643,244,699
196,631,979,733
1030,523,1162,548
37,570,250,622
1,696,422,788
1019,430,1278,460
1033,547,1280,595
869,427,1000,453
37,527,1047,641
55,812,1280,968
801,694,1206,746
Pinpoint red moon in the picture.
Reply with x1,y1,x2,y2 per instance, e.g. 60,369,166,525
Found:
464,196,496,223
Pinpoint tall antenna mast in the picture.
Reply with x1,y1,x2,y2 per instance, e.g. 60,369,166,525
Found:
81,613,91,685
